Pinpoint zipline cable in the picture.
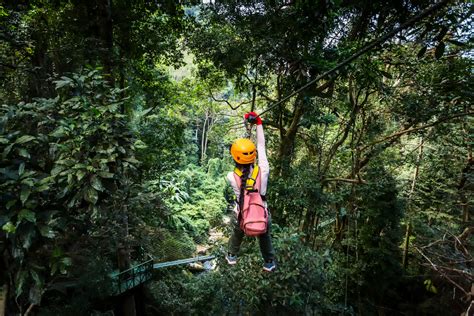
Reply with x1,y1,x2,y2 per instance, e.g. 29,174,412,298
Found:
226,0,451,127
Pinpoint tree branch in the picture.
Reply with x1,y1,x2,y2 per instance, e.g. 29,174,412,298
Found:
208,88,253,110
415,246,469,297
362,112,474,151
322,177,367,184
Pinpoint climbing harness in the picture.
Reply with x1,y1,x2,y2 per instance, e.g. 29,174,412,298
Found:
234,165,259,192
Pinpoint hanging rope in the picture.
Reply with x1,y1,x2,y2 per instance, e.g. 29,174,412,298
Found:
225,0,451,129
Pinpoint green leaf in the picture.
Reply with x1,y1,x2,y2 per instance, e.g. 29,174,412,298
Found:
18,162,25,176
6,199,16,210
2,221,16,233
124,157,140,164
62,257,72,267
52,247,63,258
0,137,9,144
98,171,114,178
37,184,50,192
39,176,53,185
51,263,58,276
30,270,43,287
435,42,445,59
55,77,73,89
76,169,86,181
29,285,43,305
51,165,64,176
18,209,36,223
134,139,148,149
21,226,35,249
20,186,31,205
38,225,55,238
2,143,13,158
20,171,36,182
50,126,67,138
424,279,438,294
15,135,36,144
90,176,104,192
0,6,8,17
18,148,30,158
15,270,27,298
84,187,98,204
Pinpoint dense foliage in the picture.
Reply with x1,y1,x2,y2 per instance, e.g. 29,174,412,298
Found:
1,1,472,315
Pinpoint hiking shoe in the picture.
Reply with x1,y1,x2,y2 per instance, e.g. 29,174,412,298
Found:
226,253,237,265
263,260,276,272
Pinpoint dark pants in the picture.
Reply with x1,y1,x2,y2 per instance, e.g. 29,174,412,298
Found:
228,212,275,262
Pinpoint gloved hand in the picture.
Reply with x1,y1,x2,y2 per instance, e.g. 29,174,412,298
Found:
244,111,262,125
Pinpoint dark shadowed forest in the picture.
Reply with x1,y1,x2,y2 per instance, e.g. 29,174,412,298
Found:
0,1,472,315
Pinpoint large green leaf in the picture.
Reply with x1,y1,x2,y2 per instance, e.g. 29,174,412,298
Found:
20,186,31,205
15,270,28,298
18,162,25,176
2,221,16,233
15,135,36,144
2,143,13,158
6,199,16,210
51,165,65,176
76,169,86,181
98,171,114,178
18,209,36,223
38,225,55,238
90,176,105,192
18,148,30,158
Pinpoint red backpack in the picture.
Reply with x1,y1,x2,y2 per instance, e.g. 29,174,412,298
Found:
233,166,268,236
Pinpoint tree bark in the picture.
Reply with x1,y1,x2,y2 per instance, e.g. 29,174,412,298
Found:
275,97,304,177
0,284,7,316
403,137,424,269
459,106,472,223
117,206,136,316
200,111,209,165
98,0,115,84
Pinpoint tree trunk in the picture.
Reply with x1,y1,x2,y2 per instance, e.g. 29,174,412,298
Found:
402,222,411,270
200,111,209,165
117,206,136,316
403,137,424,269
0,284,7,316
275,97,304,177
459,106,472,223
98,0,115,84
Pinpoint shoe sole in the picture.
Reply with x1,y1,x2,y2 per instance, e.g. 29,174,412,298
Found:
226,258,237,265
262,266,275,272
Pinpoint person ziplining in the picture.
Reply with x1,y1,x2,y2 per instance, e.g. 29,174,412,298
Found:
225,112,276,272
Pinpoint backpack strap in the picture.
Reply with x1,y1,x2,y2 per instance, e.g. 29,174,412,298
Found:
234,167,243,178
233,166,259,191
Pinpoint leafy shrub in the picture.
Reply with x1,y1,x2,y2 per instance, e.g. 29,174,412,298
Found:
0,70,138,313
148,227,336,315
153,163,228,238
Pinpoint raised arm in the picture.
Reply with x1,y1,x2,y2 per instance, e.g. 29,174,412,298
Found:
256,124,269,196
245,112,269,196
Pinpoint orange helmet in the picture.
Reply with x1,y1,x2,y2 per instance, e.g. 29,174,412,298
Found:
230,138,256,164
